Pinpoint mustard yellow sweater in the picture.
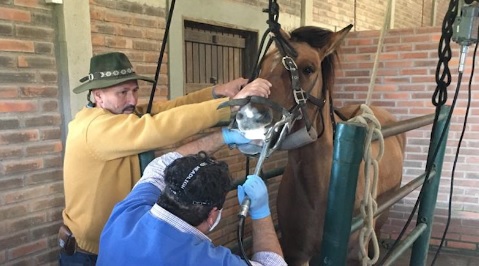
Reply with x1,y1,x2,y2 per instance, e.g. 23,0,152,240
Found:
62,87,230,254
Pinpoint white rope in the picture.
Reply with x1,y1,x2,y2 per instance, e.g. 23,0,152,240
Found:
352,0,393,264
348,104,385,266
366,0,394,106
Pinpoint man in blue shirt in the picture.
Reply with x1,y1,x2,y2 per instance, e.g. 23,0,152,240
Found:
98,129,286,265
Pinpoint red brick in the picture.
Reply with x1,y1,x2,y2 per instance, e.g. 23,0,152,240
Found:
0,250,5,264
104,9,133,24
43,155,63,168
27,196,64,213
0,7,31,22
446,241,477,250
20,86,58,97
24,170,62,186
0,176,23,192
461,235,479,243
379,53,400,61
402,35,435,43
0,130,40,145
0,87,19,98
14,0,46,9
0,231,29,251
1,184,55,205
91,34,105,46
8,239,48,259
0,101,37,112
25,142,62,156
0,39,34,52
17,55,28,67
0,204,28,221
3,158,43,175
348,38,375,46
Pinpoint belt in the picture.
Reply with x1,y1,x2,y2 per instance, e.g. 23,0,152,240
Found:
76,246,97,255
58,224,97,256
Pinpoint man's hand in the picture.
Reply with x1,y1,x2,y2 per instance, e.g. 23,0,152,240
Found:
237,175,270,220
232,78,271,100
213,78,248,98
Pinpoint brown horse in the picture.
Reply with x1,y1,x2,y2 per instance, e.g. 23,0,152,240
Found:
237,25,406,265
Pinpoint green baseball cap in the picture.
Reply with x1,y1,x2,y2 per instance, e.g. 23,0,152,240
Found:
73,52,155,94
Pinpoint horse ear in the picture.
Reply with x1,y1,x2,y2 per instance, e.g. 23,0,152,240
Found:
321,24,353,58
279,28,291,39
266,28,292,54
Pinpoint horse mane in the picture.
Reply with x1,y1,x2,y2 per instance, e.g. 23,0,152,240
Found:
289,26,339,93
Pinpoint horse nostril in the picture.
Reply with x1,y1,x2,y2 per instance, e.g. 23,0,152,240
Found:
257,112,273,124
236,112,244,121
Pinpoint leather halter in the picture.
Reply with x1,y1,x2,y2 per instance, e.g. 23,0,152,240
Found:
280,55,327,134
270,30,332,141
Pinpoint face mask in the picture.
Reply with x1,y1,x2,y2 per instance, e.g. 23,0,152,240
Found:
209,209,222,232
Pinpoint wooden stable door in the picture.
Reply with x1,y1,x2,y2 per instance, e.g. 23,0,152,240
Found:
184,21,257,94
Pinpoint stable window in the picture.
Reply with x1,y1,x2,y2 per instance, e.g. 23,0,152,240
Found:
183,20,257,94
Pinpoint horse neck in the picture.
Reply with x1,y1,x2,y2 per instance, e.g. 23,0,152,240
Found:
286,97,335,201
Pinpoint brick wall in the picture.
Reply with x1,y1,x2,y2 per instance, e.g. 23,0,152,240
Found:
336,26,479,254
90,0,168,102
0,1,63,265
313,0,450,31
230,0,301,17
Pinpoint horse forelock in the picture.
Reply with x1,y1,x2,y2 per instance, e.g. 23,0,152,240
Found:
289,26,339,95
290,26,334,49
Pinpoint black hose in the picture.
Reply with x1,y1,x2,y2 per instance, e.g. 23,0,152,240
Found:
146,0,176,114
237,216,253,266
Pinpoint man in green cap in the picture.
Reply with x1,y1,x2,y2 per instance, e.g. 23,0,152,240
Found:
59,51,271,265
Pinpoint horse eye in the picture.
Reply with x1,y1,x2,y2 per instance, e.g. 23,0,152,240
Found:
303,66,315,75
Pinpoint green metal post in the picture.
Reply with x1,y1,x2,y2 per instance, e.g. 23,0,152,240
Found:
312,122,366,266
410,105,451,265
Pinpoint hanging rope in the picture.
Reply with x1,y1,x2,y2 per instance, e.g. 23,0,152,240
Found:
351,0,392,264
348,104,385,265
366,0,393,105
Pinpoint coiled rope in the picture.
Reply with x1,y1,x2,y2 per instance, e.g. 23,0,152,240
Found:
348,104,385,265
351,0,392,263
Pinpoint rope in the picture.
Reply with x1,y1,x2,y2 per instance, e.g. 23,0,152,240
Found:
348,104,384,266
366,0,393,106
355,0,392,263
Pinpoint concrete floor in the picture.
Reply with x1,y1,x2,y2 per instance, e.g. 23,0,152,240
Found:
378,246,479,266
391,251,479,266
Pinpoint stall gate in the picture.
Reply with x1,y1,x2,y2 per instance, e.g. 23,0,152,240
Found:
233,106,451,265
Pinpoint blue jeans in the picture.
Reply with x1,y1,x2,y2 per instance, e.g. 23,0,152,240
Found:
59,251,97,266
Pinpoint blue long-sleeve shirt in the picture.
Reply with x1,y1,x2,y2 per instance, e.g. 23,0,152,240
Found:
98,152,286,266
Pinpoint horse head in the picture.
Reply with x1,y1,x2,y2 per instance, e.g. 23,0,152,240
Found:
236,25,353,150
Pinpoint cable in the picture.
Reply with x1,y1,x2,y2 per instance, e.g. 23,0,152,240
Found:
377,0,460,264
237,1,279,264
430,24,477,266
146,0,176,114
237,216,253,266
